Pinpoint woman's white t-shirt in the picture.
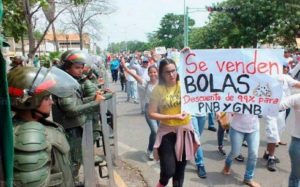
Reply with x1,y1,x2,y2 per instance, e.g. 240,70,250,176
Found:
230,113,259,133
280,94,300,139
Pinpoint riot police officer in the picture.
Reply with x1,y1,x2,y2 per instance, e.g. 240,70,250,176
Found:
8,66,79,187
52,50,105,184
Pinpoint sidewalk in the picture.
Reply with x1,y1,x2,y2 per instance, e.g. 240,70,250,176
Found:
94,79,148,187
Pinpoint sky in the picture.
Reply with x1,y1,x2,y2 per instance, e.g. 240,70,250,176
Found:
98,0,224,49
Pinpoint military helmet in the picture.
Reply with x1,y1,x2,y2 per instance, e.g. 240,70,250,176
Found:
60,50,73,63
8,66,80,110
60,50,89,70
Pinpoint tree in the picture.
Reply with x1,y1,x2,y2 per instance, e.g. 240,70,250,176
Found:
189,12,241,49
126,40,149,52
218,0,300,47
3,0,85,59
64,0,114,50
155,13,195,49
147,32,163,49
3,0,27,54
3,0,27,42
200,0,300,48
107,40,148,53
20,0,71,59
42,0,59,51
262,0,300,47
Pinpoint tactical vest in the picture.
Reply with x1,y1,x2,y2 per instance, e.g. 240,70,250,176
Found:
13,118,74,187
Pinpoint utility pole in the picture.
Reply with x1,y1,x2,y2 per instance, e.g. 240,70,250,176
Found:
184,6,189,47
183,0,187,47
184,6,207,47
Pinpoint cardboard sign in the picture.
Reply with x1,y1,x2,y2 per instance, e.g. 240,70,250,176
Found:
155,46,167,55
179,49,285,117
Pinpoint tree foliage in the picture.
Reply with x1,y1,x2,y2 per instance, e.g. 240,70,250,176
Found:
190,0,300,49
63,0,114,50
108,40,148,53
3,0,27,42
151,13,195,49
43,0,60,51
3,0,89,58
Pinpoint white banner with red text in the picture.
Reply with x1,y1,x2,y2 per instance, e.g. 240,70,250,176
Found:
179,49,285,117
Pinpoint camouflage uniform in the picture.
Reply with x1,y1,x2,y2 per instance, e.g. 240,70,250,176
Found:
79,70,112,142
8,67,78,186
51,50,103,177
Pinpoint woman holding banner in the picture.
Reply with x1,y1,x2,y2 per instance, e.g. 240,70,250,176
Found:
148,58,200,187
222,113,261,187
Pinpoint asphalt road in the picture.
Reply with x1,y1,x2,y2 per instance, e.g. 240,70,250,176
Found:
112,82,293,187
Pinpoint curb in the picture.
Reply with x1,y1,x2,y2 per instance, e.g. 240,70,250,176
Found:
114,170,128,187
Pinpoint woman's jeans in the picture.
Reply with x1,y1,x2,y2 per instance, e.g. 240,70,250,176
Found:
192,116,206,166
225,127,259,181
126,81,138,101
289,136,300,187
145,103,159,152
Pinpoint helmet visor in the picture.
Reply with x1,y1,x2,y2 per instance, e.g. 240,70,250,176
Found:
31,66,80,97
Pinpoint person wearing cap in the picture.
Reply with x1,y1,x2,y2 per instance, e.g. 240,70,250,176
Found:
131,56,150,113
8,66,78,186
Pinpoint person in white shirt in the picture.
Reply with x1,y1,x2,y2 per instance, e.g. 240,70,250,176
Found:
279,94,300,187
263,65,300,172
222,113,261,187
131,56,150,113
125,61,138,103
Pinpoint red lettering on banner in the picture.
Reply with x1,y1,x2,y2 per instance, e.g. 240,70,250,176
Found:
216,61,226,72
215,50,279,75
183,93,221,104
226,61,235,72
258,97,279,104
185,53,208,74
185,53,197,74
257,62,268,73
198,61,208,71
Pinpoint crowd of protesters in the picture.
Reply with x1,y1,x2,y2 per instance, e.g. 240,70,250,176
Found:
4,47,300,187
107,48,300,187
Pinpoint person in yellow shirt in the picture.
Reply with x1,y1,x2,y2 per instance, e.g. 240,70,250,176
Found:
148,58,200,187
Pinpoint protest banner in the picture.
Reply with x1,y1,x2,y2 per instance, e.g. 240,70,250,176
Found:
155,46,167,55
179,49,285,117
143,50,151,56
